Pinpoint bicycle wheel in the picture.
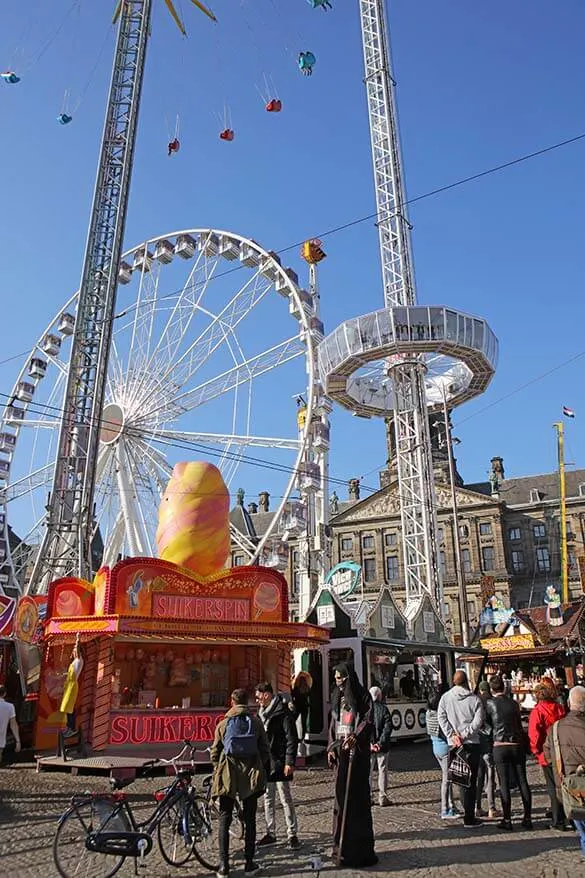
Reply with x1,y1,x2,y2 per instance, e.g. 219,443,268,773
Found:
157,794,196,867
189,797,222,872
53,800,126,878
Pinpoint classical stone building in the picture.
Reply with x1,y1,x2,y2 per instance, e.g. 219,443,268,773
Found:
230,460,585,637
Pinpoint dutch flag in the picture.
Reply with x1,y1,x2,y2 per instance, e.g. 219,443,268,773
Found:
563,406,575,419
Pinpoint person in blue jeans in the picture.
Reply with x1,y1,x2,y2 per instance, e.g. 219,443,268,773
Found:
426,692,458,819
544,685,585,856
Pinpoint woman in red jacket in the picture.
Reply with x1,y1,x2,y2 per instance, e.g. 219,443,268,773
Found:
528,679,567,829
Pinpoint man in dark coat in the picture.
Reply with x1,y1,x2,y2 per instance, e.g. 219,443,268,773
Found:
369,686,392,806
327,663,378,868
211,688,270,877
544,685,585,855
255,681,300,849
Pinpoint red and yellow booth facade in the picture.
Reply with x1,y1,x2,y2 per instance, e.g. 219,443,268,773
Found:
36,559,329,753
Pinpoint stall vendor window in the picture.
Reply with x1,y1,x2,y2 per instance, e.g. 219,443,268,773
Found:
110,643,279,711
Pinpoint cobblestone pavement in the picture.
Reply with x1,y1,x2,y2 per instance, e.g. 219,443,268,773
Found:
1,742,584,878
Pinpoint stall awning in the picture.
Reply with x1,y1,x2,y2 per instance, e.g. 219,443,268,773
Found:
43,614,330,650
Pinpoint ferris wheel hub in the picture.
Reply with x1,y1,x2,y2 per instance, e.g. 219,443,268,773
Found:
100,402,126,445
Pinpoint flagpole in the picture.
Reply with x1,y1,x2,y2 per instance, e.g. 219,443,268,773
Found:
553,421,569,604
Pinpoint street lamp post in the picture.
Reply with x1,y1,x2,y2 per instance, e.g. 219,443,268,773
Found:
442,392,470,647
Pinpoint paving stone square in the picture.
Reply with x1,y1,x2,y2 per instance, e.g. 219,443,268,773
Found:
1,742,584,878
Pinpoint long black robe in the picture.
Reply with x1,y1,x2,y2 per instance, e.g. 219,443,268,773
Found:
328,670,378,868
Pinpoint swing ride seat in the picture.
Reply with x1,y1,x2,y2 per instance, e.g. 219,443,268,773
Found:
219,128,235,141
168,138,180,155
266,99,282,112
1,71,20,84
58,113,73,125
298,52,316,73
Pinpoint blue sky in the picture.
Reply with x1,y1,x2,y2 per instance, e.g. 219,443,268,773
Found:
1,0,584,519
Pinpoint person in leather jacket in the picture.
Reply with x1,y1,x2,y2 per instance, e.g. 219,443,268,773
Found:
486,674,532,830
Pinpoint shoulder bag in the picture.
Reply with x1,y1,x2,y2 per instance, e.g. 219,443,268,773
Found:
551,721,585,820
447,746,472,788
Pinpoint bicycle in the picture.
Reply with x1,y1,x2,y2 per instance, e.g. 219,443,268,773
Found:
173,746,246,872
52,742,211,878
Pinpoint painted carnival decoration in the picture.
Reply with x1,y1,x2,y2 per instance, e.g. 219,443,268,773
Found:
544,584,563,627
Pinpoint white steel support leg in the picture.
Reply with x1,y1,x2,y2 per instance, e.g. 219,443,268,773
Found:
115,440,147,558
391,360,442,614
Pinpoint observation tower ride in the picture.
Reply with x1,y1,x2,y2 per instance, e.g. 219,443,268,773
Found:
317,0,498,629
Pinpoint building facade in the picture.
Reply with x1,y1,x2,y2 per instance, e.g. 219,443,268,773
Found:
230,462,585,637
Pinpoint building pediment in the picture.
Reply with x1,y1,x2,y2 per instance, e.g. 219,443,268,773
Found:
332,482,499,524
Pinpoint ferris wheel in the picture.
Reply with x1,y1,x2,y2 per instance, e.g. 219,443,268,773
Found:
0,228,322,594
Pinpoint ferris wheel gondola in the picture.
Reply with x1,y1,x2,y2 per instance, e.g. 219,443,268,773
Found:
0,229,321,595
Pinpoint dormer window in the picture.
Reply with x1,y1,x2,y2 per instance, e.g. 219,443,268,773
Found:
579,483,585,498
530,488,541,503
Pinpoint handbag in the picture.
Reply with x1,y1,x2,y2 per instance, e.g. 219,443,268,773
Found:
551,721,585,820
447,746,472,788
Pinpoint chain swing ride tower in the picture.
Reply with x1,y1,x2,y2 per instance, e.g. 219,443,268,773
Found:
29,1,152,592
318,0,498,625
28,0,216,593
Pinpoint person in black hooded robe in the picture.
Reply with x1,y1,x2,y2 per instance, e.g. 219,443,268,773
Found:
327,663,378,868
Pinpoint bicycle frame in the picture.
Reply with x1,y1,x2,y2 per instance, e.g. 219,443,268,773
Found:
65,773,192,859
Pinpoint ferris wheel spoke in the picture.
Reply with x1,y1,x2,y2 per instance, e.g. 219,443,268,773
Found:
125,258,165,375
135,335,304,424
36,348,67,377
106,336,126,400
15,419,61,430
149,428,300,451
7,513,45,581
137,270,272,410
131,251,220,394
132,438,173,495
2,463,55,502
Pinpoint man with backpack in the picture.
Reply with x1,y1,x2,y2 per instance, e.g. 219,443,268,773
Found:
254,681,300,850
211,688,271,877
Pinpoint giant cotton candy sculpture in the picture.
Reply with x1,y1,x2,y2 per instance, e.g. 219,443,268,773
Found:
156,462,230,577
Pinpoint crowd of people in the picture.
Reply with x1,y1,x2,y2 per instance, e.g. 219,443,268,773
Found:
207,666,585,876
429,670,585,850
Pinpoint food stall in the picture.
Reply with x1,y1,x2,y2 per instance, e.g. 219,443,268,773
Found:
295,585,487,749
0,594,44,750
35,558,329,754
478,597,585,711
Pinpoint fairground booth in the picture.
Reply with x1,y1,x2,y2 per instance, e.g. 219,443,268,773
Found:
295,583,486,750
0,594,45,749
477,595,585,711
36,559,329,755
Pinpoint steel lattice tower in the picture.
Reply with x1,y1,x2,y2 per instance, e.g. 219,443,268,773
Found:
319,0,498,621
29,1,152,592
359,0,440,614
